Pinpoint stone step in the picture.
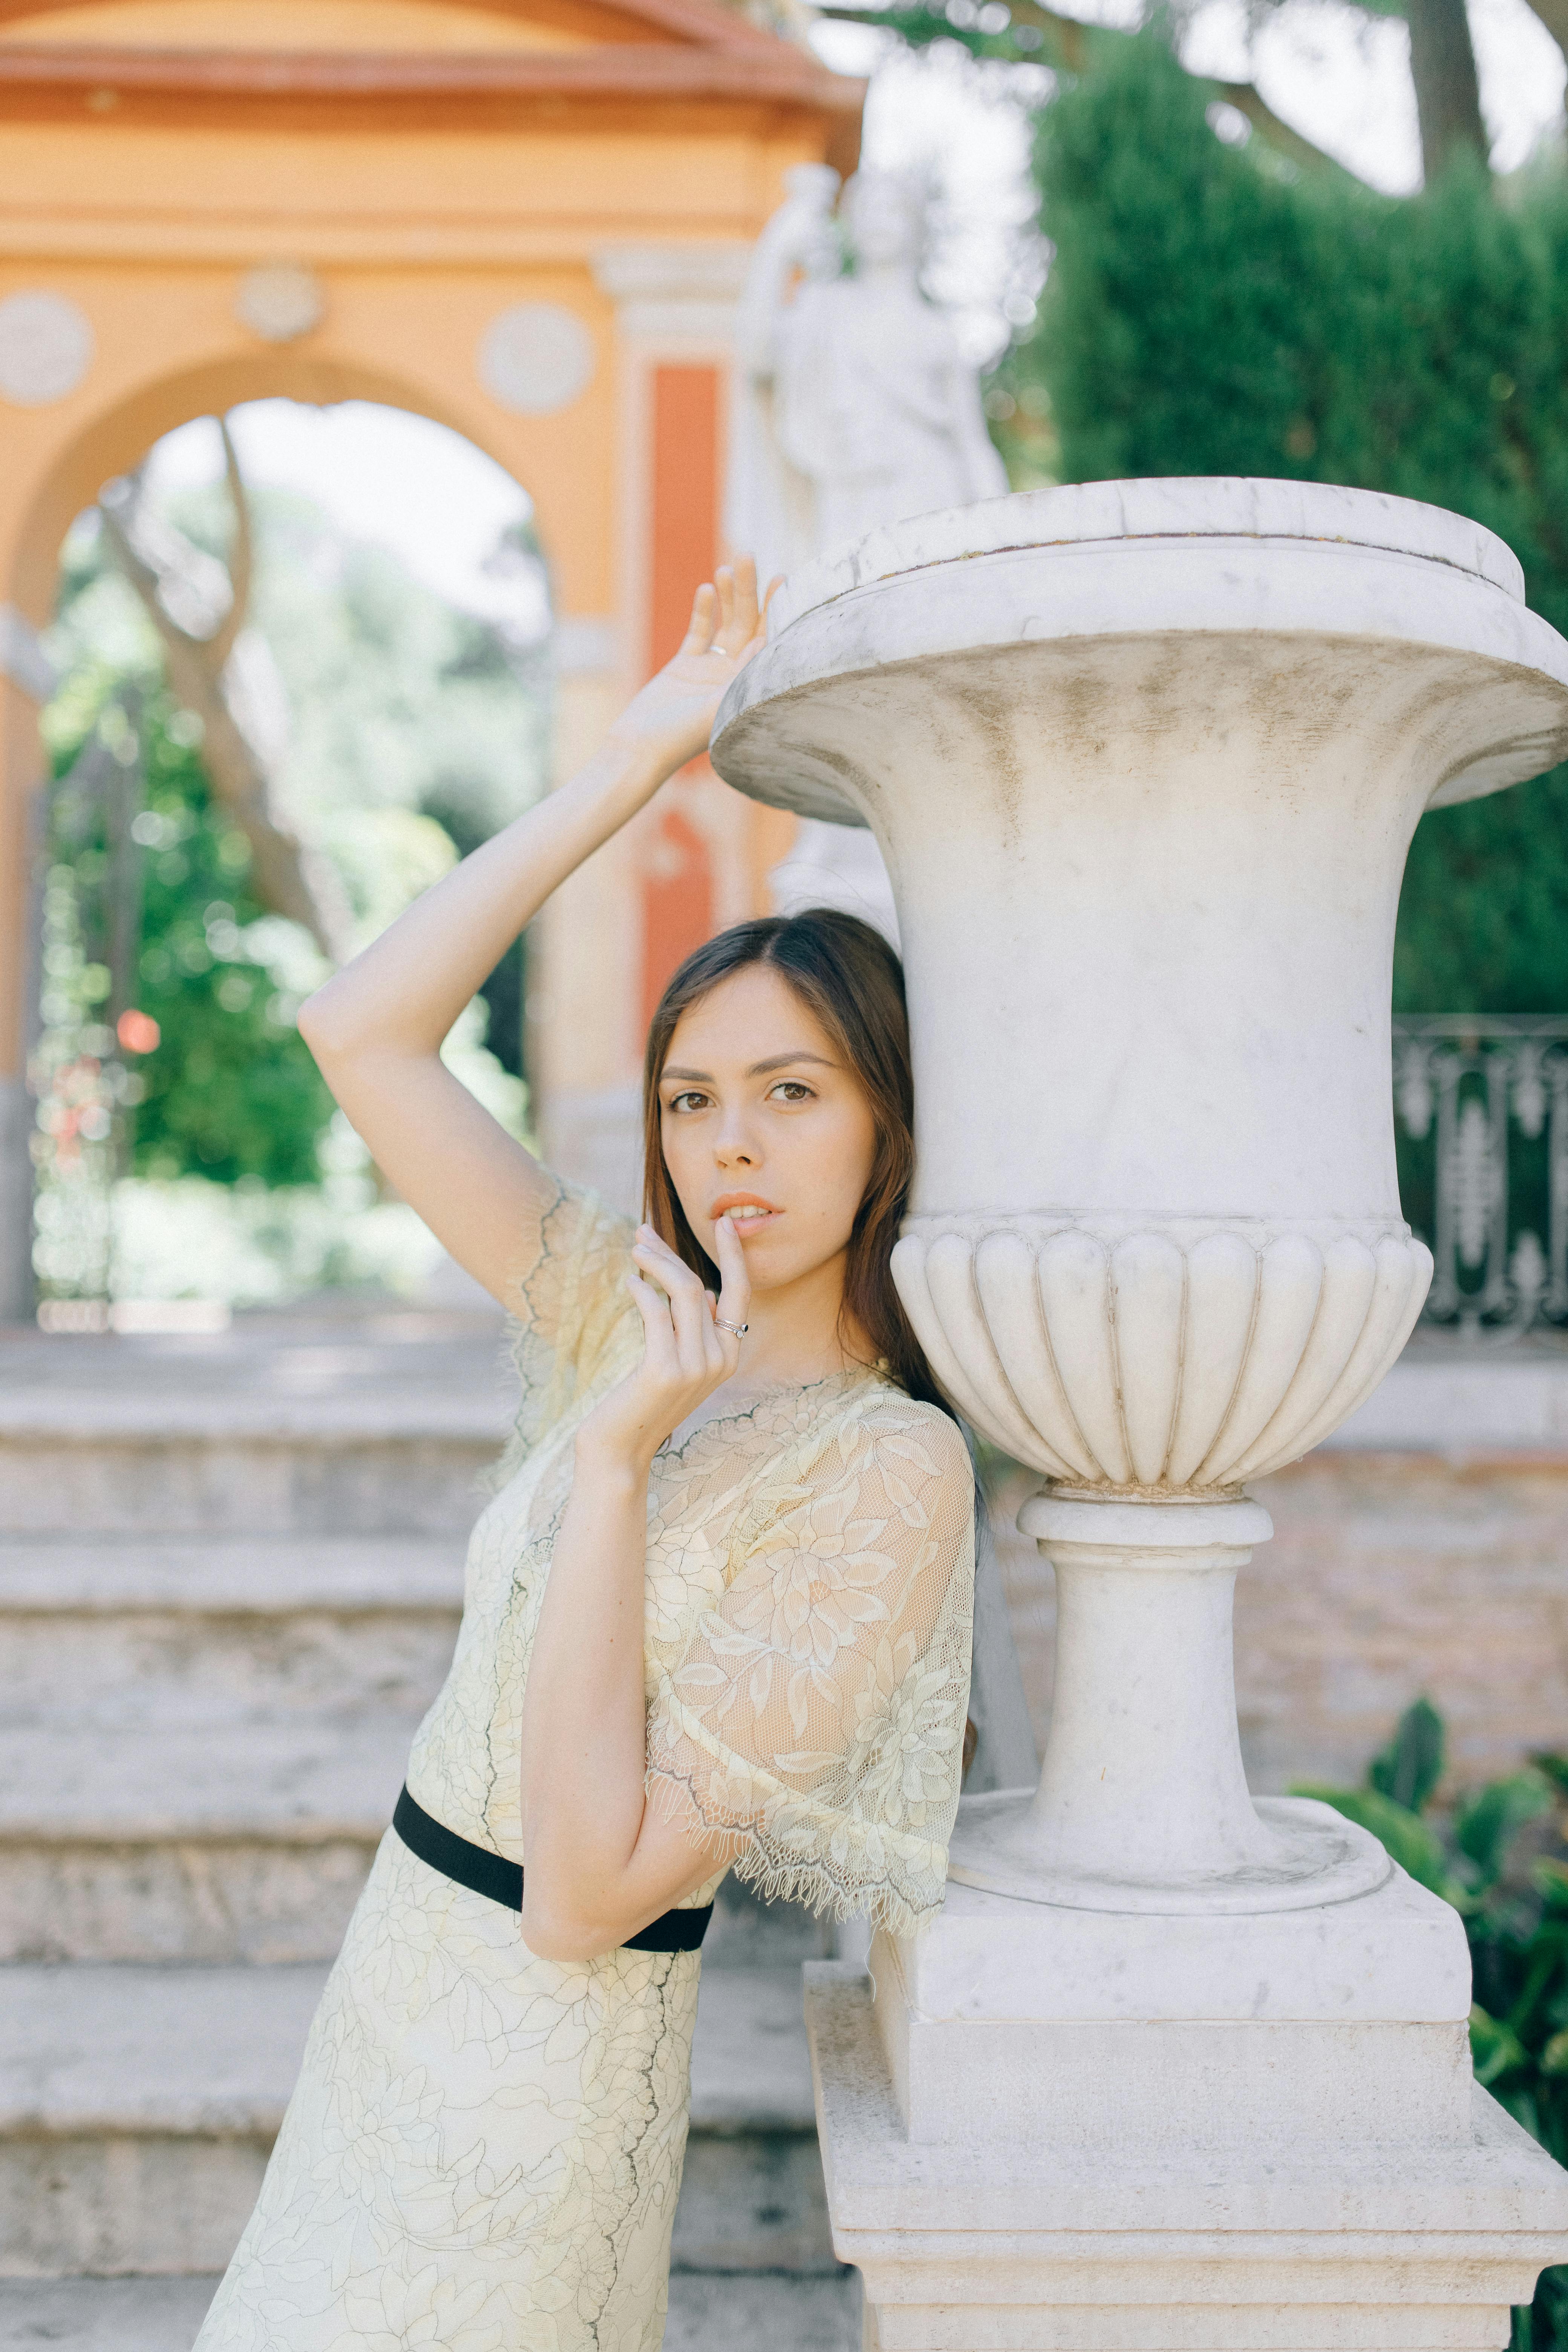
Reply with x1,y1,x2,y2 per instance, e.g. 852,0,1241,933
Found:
0,1538,464,1727
0,1312,511,1423
0,1726,415,1964
0,2275,222,2350
0,1539,467,1962
0,2269,861,2350
666,2274,861,2352
674,2134,841,2274
0,1962,820,2275
684,1959,820,2136
0,1325,513,1537
0,1425,500,1538
0,1536,469,1615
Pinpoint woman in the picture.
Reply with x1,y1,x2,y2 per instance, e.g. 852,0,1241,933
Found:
195,558,975,2352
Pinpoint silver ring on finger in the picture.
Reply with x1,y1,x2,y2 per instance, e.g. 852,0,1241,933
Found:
715,1317,748,1338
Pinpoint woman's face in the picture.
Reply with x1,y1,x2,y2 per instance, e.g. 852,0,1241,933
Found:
658,965,878,1297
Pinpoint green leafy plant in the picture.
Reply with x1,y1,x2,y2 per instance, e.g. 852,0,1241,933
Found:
1299,1701,1568,2346
46,680,337,1190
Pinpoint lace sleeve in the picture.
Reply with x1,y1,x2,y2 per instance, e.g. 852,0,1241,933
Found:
502,1176,638,1462
645,1393,976,1935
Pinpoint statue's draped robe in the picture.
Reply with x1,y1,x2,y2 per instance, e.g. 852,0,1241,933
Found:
775,280,1006,551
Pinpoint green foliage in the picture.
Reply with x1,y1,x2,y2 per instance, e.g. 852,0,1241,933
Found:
1459,1774,1557,1883
1298,1701,1568,2344
1006,32,1568,1012
1393,775,1568,1013
52,486,547,1084
49,681,335,1188
37,481,544,1227
1369,1691,1447,1811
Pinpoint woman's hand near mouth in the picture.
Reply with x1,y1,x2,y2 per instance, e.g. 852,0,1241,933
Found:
576,1216,753,1478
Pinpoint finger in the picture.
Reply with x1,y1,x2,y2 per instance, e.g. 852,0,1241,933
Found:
667,1269,714,1368
728,554,760,646
714,564,737,645
715,556,760,657
632,1239,710,1364
680,582,718,657
626,1272,678,1366
711,1212,752,1333
632,1227,700,1289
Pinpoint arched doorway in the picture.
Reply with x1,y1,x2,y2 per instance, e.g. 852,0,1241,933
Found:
32,393,553,1316
0,0,860,1315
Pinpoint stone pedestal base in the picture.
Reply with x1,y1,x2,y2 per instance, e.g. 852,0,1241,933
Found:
805,1867,1568,2352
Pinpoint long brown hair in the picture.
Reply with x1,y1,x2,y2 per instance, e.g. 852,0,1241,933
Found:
641,908,948,1413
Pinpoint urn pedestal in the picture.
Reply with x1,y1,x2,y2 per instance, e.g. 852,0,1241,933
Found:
711,480,1568,2349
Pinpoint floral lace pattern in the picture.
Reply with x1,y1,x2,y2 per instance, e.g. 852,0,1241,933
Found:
642,1383,975,1928
195,1177,974,2352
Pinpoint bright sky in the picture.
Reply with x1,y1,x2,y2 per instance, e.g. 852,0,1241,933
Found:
144,0,1563,624
145,402,544,633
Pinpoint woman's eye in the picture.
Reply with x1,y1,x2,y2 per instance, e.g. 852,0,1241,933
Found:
769,1081,813,1103
668,1091,709,1114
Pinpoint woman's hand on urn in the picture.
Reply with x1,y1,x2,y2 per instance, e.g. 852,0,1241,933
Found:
577,1218,750,1476
604,559,775,781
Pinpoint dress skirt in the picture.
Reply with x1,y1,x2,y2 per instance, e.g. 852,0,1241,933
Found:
193,1831,702,2352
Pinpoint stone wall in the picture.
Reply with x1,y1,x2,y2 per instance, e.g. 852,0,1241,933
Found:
991,1348,1568,1799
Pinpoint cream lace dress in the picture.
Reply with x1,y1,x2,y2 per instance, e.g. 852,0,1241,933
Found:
195,1181,975,2352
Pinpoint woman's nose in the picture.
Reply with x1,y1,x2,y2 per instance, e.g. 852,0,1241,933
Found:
715,1113,758,1167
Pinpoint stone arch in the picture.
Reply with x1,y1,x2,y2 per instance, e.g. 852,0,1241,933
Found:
10,348,551,624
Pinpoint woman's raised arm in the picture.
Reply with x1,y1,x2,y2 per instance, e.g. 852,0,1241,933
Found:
297,562,769,1309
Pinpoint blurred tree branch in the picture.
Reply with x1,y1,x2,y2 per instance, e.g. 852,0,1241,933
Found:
819,0,1511,187
1403,0,1488,182
1521,0,1568,69
99,418,352,961
817,0,1363,177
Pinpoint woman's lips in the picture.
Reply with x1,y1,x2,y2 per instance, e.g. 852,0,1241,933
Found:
712,1195,781,1236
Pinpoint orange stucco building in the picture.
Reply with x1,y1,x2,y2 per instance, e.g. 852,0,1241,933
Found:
0,0,861,1313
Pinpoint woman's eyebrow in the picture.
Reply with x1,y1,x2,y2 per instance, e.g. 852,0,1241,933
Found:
660,1050,838,1086
748,1051,837,1076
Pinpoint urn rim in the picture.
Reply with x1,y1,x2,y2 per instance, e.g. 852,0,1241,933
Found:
710,484,1568,828
764,475,1524,639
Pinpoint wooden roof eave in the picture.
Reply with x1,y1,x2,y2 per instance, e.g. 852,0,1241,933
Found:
0,38,864,110
0,0,804,55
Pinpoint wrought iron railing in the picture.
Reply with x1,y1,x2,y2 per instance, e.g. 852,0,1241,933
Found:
1393,1017,1568,1341
27,694,146,1318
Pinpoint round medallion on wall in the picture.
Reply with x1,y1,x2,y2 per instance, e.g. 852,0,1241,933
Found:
478,303,594,416
0,291,94,407
236,265,325,344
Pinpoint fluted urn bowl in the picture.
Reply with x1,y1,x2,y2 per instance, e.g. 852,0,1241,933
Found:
712,479,1568,1497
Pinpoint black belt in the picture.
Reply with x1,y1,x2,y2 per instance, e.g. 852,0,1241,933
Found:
392,1785,713,1955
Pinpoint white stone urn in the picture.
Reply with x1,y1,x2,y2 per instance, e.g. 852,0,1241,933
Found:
713,479,1568,1916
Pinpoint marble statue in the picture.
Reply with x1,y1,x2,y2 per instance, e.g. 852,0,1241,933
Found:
728,163,1008,942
